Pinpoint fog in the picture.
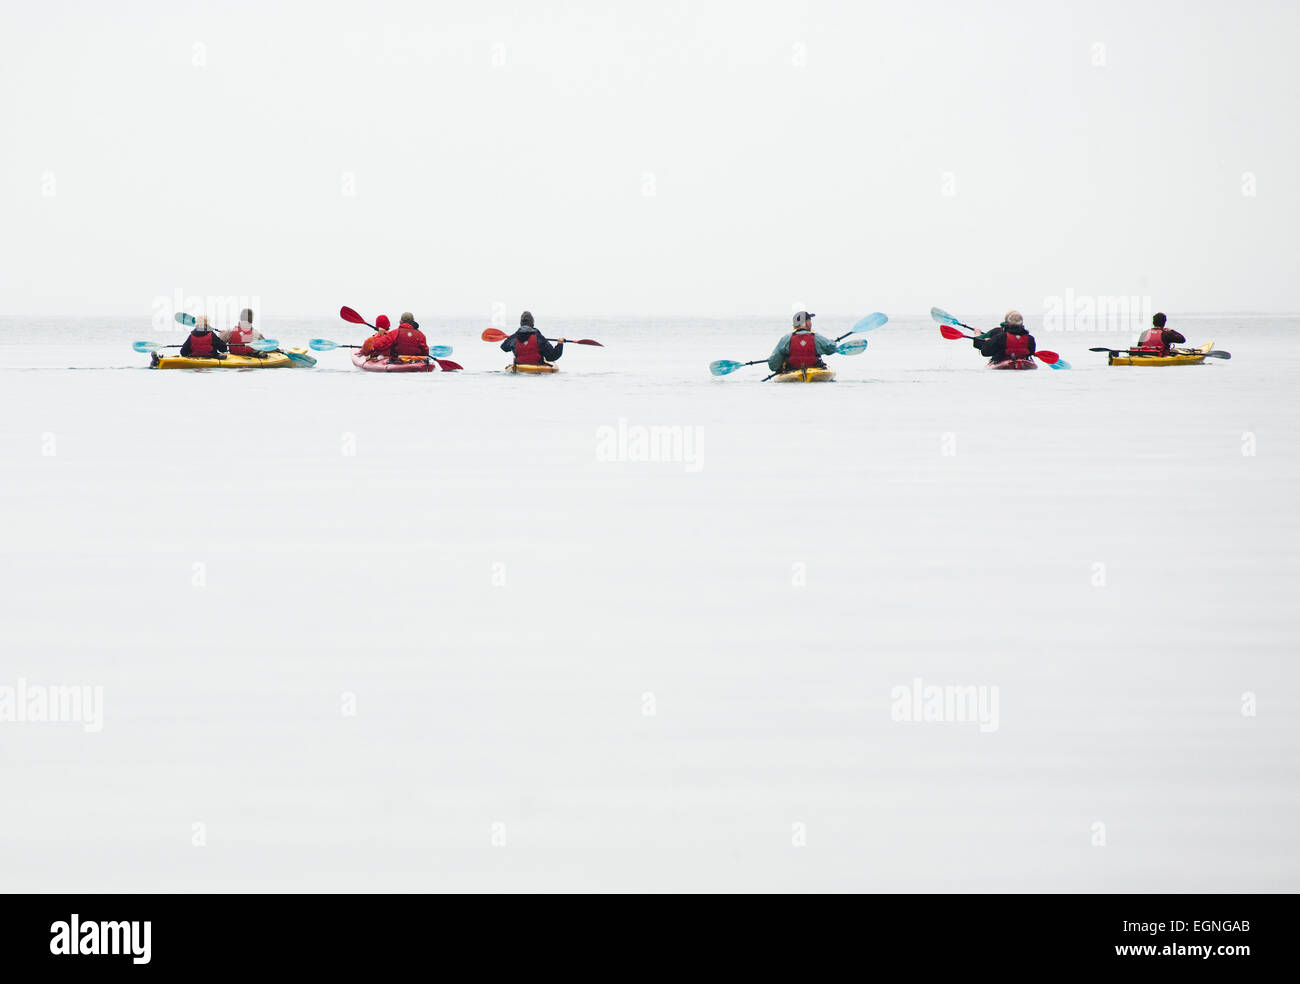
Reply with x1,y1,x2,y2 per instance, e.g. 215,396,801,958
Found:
2,0,1297,318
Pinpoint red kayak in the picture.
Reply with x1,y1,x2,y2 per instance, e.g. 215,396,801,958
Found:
987,357,1037,370
351,351,438,373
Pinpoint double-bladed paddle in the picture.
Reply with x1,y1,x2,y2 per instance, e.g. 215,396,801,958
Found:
480,327,604,347
1088,346,1231,360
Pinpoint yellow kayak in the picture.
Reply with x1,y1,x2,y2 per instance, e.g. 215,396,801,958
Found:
506,363,558,374
1108,341,1213,367
773,366,836,382
150,350,299,370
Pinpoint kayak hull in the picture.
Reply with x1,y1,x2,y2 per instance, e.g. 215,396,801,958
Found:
151,351,293,369
987,358,1037,370
773,366,835,382
352,351,438,373
506,362,558,374
1108,341,1213,366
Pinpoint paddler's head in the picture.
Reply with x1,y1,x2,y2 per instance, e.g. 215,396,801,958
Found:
194,315,211,332
519,311,535,332
375,315,391,330
1153,312,1167,328
1000,310,1024,331
399,312,417,329
792,311,815,333
239,308,254,328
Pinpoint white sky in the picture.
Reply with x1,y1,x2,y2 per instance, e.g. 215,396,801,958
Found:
2,0,1297,317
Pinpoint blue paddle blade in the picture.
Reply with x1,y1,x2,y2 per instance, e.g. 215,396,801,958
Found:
709,359,743,376
930,306,962,327
429,345,453,358
174,312,197,326
308,338,339,351
850,312,888,333
1048,358,1071,370
836,338,869,355
248,338,279,351
132,340,162,353
285,349,317,367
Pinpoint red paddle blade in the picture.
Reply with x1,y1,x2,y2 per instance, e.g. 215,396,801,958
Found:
340,306,366,325
574,338,604,347
435,359,463,371
939,325,967,340
374,315,390,330
481,328,508,342
1034,350,1059,364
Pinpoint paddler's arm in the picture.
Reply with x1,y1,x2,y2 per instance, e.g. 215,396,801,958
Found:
500,333,516,353
212,333,229,353
1164,328,1186,346
539,337,564,360
814,333,838,356
767,334,792,372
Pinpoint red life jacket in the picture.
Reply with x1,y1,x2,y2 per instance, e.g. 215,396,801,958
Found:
188,330,215,357
1003,331,1031,359
228,326,255,356
1136,328,1167,354
393,323,428,357
513,332,542,365
787,330,821,369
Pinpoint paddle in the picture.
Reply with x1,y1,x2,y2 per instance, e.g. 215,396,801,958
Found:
133,338,279,354
1089,346,1231,360
480,327,604,347
835,311,889,342
937,319,1069,369
931,306,979,333
709,359,766,376
310,338,452,358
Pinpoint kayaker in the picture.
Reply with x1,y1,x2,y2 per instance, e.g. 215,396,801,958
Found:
501,311,564,366
1133,312,1186,356
360,311,429,359
221,308,265,356
768,311,836,373
974,310,1036,362
179,316,229,358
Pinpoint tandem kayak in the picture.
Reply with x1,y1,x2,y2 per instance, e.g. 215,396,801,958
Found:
1108,341,1214,367
987,357,1037,370
505,362,558,374
150,350,302,370
773,366,835,382
351,351,439,373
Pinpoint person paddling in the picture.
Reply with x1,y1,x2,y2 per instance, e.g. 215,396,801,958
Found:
360,311,429,360
501,311,564,367
221,308,266,356
768,311,836,373
179,315,229,358
975,310,1036,363
1133,312,1186,356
